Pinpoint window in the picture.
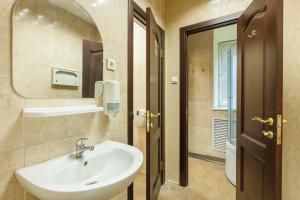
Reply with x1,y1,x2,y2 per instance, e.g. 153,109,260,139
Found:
214,40,237,109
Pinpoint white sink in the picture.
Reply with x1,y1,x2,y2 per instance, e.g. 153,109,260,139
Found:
16,140,143,200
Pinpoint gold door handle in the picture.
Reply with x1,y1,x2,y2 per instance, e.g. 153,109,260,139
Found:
251,117,274,126
150,113,161,118
262,131,274,139
248,30,257,38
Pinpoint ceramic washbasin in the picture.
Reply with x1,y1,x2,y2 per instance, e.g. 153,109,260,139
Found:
16,140,143,200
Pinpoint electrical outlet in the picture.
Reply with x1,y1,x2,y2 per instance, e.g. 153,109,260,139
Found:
171,76,179,84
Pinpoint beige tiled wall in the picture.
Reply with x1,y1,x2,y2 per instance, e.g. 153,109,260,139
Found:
283,0,300,199
0,0,128,199
165,0,252,183
13,0,101,98
188,30,226,159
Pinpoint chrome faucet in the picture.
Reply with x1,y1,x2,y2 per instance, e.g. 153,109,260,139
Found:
76,138,94,158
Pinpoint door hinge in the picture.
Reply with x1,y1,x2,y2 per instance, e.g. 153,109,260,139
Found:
160,161,165,170
160,49,164,58
146,110,150,132
277,115,282,145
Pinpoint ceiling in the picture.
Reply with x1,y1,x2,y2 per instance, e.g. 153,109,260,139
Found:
48,0,95,24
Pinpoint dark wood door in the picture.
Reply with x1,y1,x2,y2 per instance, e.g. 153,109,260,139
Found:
146,7,163,200
82,39,103,98
237,0,283,199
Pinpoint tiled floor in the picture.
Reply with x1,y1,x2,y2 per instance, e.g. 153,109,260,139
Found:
134,157,236,200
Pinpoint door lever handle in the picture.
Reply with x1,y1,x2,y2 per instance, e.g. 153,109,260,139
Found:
150,113,161,118
251,117,274,126
262,131,274,139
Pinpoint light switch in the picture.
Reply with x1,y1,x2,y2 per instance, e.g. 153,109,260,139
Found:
106,58,116,71
171,76,178,84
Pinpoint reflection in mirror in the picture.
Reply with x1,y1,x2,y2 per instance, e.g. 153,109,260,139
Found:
13,0,103,98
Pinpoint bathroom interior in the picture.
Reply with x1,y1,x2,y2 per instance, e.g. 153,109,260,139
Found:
0,0,299,200
187,24,237,198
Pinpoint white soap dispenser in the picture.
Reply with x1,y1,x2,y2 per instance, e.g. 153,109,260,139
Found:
97,80,120,118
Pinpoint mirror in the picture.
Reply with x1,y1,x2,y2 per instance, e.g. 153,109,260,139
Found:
13,0,103,98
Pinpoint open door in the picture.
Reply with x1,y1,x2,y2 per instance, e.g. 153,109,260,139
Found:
237,0,283,199
146,7,163,200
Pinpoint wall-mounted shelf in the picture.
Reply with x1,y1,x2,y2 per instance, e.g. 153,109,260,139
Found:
23,105,103,118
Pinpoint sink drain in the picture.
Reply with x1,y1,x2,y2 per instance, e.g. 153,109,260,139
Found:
85,181,98,186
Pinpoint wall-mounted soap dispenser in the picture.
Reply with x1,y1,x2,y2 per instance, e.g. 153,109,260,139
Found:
95,80,120,118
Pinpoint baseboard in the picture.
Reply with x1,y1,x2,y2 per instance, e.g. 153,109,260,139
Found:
189,152,225,164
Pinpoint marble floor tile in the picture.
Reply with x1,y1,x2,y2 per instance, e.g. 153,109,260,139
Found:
134,157,235,200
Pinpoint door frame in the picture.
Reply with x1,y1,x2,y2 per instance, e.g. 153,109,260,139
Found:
127,1,166,199
179,13,241,187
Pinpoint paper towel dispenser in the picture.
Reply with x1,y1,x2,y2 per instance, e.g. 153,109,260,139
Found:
52,67,80,87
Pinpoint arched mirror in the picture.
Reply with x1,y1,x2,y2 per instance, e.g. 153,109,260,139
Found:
12,0,103,98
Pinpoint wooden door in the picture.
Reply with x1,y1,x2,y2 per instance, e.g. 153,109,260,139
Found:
146,7,163,200
237,0,283,199
82,39,103,98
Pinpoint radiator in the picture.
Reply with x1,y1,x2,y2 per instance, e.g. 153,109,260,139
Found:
212,118,228,152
